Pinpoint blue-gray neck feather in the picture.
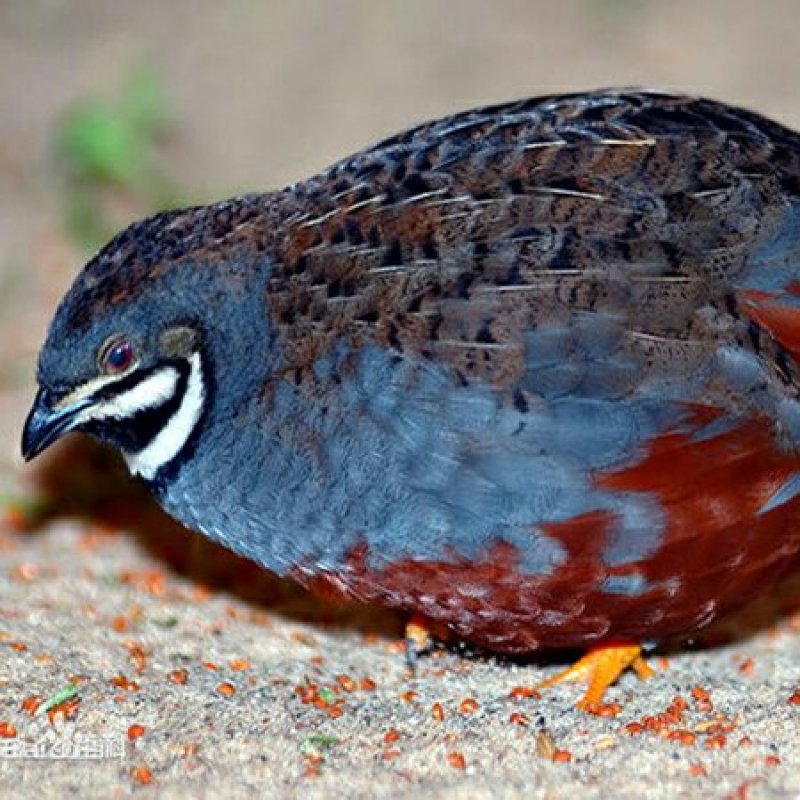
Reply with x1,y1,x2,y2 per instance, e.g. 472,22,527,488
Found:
151,252,276,486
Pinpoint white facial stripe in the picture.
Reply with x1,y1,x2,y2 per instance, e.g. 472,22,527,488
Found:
57,370,139,410
124,353,205,480
85,367,180,422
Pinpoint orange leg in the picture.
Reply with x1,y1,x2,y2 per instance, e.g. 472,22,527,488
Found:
537,642,655,711
404,614,434,670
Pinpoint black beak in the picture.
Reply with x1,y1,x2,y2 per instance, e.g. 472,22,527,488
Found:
21,388,89,461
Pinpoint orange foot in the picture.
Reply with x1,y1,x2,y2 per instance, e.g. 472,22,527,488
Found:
404,614,434,670
537,642,655,712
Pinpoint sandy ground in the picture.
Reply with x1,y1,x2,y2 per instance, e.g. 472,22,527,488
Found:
1,1,800,797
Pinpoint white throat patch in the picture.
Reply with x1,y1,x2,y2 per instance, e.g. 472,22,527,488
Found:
122,352,205,480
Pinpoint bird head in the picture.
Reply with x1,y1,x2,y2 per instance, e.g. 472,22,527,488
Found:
21,199,269,482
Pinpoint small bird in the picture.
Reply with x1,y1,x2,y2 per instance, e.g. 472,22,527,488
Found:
22,90,800,709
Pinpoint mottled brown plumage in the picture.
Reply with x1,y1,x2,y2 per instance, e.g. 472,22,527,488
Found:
71,90,800,418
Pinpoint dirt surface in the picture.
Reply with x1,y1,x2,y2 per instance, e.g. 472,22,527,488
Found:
1,2,800,797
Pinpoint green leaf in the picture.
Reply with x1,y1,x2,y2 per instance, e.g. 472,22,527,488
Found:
57,102,143,184
300,734,340,755
149,616,179,629
318,687,336,705
40,684,80,714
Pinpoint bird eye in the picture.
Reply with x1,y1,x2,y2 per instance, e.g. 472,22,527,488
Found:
99,338,135,374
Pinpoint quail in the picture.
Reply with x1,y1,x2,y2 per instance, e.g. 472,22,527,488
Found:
22,89,800,709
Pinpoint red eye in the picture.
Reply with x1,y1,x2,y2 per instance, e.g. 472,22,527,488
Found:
101,339,134,374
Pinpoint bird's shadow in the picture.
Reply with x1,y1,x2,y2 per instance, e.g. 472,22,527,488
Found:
18,436,800,669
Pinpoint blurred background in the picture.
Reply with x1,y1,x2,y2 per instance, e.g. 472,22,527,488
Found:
3,0,800,492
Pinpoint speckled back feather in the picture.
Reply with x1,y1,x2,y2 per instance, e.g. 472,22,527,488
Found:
66,90,800,421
